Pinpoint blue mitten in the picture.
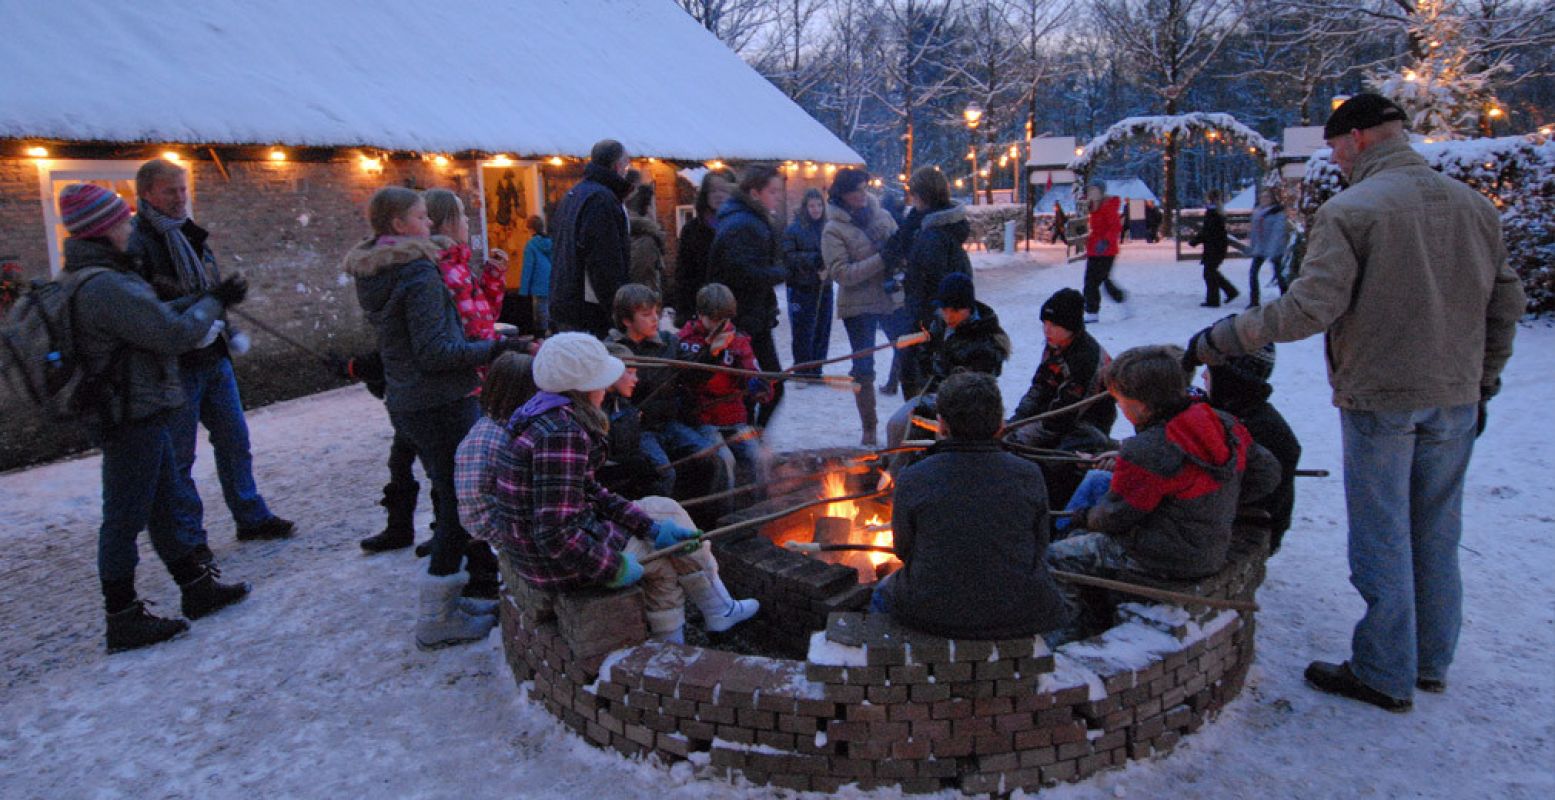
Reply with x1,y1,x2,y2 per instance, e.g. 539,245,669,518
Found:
652,519,702,551
606,553,644,588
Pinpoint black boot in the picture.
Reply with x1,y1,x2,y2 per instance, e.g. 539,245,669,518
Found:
362,481,418,553
179,564,251,620
106,601,189,653
1304,661,1412,712
462,541,501,600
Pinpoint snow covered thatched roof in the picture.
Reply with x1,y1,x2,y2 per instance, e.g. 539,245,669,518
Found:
1037,178,1158,214
1070,113,1278,171
1,0,862,165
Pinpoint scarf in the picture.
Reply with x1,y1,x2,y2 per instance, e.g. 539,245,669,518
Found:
138,198,218,293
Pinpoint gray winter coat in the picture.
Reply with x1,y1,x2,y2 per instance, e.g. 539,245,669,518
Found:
1248,204,1288,260
346,237,496,413
822,196,899,319
65,237,223,426
1231,137,1525,410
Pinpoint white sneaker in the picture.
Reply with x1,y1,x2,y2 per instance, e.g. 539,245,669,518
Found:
1084,313,1101,324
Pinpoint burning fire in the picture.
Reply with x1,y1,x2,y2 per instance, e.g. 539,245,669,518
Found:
822,471,897,572
822,471,856,520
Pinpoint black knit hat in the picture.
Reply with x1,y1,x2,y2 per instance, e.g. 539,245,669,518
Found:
829,168,870,200
1324,94,1408,139
1039,288,1086,333
936,272,975,310
1211,343,1277,385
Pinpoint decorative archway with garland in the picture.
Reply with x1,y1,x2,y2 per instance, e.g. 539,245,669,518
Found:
1067,112,1280,239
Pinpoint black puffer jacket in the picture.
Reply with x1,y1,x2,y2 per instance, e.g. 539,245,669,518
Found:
781,214,826,290
709,193,785,334
672,216,716,327
883,438,1072,639
549,164,632,335
918,301,1011,395
65,237,224,427
1190,206,1229,261
903,204,972,326
1209,371,1301,552
346,237,495,413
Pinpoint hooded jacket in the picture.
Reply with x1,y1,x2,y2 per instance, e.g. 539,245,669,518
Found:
1208,370,1301,548
1086,196,1123,258
781,212,826,290
884,438,1072,640
1082,401,1280,579
346,236,495,413
549,164,632,334
918,301,1012,394
66,237,224,427
710,192,786,333
519,234,553,297
822,195,900,319
628,213,666,295
1230,136,1525,411
903,204,972,326
1248,203,1289,260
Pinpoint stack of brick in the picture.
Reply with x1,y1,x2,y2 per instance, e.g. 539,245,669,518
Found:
494,510,1271,794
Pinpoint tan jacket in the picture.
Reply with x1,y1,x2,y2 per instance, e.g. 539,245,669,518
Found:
822,196,900,319
1232,137,1524,411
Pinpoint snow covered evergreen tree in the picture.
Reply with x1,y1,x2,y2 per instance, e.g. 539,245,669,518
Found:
1367,0,1507,139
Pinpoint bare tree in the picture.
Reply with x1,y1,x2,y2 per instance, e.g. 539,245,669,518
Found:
810,0,885,147
947,0,1027,201
1092,0,1251,223
1012,0,1081,138
1233,2,1379,124
866,0,960,176
753,0,830,102
676,0,774,54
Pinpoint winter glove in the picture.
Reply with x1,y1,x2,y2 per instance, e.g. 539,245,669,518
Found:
1187,315,1245,368
209,272,249,307
228,328,252,356
605,552,644,589
651,519,702,552
746,378,774,405
1476,399,1488,438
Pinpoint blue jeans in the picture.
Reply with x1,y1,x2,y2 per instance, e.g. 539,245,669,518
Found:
170,357,273,541
1057,470,1112,535
98,412,199,583
786,284,834,375
639,421,733,498
1340,404,1477,700
391,396,481,576
841,310,909,383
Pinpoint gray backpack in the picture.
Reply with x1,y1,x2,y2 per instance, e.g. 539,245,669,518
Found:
0,267,118,421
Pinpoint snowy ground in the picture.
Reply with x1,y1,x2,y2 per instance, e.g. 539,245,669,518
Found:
1,243,1551,799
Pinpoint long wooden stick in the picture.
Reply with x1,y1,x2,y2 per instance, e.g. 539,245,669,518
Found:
653,428,759,474
1001,392,1111,436
622,355,845,385
784,543,1257,611
1294,469,1329,478
785,331,931,374
639,489,887,564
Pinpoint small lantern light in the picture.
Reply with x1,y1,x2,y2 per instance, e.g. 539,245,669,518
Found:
269,148,287,162
708,160,726,170
1074,146,1084,157
1487,106,1504,119
26,146,49,158
432,154,449,167
163,151,182,163
491,154,514,167
359,154,384,174
549,156,564,167
963,102,983,130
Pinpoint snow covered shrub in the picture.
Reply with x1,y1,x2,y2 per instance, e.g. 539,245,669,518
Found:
1299,134,1555,314
963,203,1026,251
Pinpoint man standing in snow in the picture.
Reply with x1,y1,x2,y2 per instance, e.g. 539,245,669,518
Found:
548,139,633,337
1186,94,1525,712
130,159,296,552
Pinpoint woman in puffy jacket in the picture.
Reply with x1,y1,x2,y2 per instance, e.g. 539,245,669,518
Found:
781,188,831,377
821,168,900,446
1247,189,1289,306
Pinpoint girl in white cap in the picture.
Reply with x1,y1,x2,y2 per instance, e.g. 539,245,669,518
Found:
491,333,757,642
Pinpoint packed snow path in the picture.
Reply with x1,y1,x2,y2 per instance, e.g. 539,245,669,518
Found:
1,243,1550,799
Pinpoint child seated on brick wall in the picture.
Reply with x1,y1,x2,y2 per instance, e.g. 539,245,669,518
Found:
873,372,1072,642
1048,345,1280,583
676,283,773,489
595,341,660,499
492,333,757,643
605,284,733,503
1203,345,1302,554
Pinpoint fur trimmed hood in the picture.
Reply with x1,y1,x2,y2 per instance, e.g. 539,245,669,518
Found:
341,236,442,279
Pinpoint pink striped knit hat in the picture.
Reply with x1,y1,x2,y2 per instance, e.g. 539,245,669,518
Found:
59,184,131,238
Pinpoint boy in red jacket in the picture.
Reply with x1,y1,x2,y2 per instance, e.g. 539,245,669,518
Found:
1082,183,1128,323
677,283,773,488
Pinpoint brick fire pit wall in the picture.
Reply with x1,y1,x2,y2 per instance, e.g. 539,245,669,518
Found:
497,519,1269,794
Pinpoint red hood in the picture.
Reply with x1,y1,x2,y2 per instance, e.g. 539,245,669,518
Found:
1164,401,1239,469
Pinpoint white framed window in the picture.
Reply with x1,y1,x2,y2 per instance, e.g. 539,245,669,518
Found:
34,159,194,276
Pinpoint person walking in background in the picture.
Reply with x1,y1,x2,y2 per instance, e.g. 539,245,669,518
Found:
822,168,900,446
128,158,295,554
781,188,832,377
1190,188,1238,308
709,165,787,428
1186,94,1525,712
1080,183,1127,324
58,184,251,652
1050,201,1068,245
1143,200,1162,243
626,183,666,296
549,139,633,337
346,187,526,649
1247,189,1289,307
897,168,971,399
519,215,553,335
671,169,735,328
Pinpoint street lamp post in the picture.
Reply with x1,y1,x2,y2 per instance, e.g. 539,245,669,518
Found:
964,102,983,206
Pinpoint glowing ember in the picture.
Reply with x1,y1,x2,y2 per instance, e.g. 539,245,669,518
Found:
864,516,894,567
822,471,857,520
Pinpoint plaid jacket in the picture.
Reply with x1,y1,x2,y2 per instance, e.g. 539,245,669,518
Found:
493,398,654,589
454,415,510,544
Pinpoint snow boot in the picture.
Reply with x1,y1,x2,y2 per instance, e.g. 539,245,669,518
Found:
855,381,878,447
106,600,189,653
178,564,251,620
236,516,296,541
679,570,759,633
415,572,495,650
458,597,499,616
362,481,418,553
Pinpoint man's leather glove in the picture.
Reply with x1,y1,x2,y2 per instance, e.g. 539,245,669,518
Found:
1187,315,1245,367
209,273,249,307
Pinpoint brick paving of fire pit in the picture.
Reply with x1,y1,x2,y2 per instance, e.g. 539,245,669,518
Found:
495,448,1270,794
